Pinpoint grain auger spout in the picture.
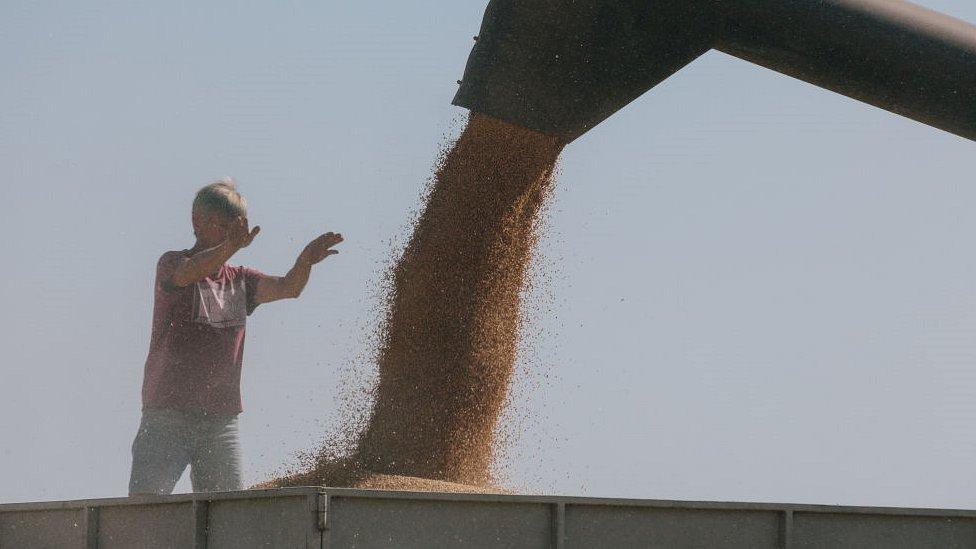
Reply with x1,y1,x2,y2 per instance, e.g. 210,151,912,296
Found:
454,0,976,142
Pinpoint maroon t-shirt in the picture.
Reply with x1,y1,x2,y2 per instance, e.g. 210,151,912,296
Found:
141,250,265,414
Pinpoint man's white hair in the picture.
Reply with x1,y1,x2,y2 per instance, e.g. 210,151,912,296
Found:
192,177,247,219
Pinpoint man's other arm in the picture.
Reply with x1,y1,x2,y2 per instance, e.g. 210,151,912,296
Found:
254,232,343,304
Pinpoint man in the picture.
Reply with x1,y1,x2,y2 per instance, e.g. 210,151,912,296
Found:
129,178,343,495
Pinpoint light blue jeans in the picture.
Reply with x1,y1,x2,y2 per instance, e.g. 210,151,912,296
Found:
129,408,242,495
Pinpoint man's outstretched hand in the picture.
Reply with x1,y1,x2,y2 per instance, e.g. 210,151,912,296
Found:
299,232,343,265
228,216,261,249
252,231,343,304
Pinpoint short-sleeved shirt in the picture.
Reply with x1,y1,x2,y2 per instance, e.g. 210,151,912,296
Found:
141,250,265,414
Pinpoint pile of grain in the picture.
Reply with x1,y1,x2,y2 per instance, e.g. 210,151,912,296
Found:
255,457,506,494
267,113,563,491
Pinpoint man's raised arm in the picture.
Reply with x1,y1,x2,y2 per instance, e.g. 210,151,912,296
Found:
170,217,260,288
254,232,343,304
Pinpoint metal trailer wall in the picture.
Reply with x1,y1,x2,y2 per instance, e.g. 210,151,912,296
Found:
3,488,976,548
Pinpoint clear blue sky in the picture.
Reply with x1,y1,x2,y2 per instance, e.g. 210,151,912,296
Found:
2,1,975,507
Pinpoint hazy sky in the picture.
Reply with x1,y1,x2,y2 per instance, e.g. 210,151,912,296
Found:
2,1,975,508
